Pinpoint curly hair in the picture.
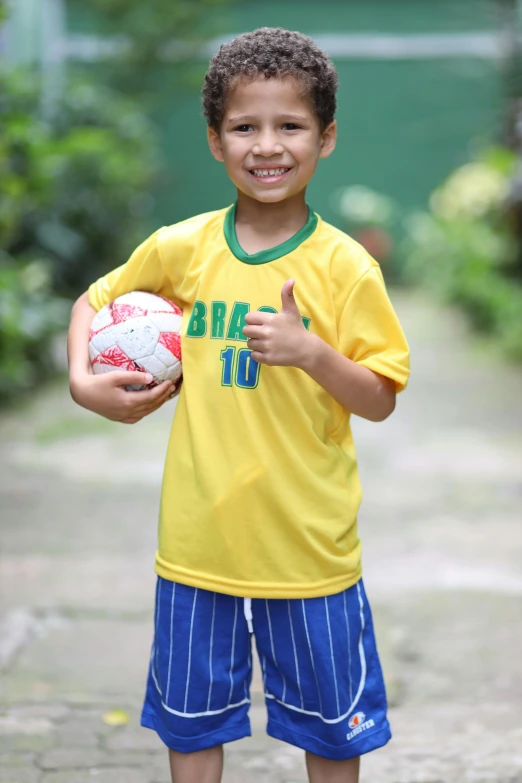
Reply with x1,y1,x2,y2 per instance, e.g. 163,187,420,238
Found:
202,28,338,131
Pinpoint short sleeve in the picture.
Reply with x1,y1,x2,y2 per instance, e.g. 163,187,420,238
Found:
339,266,410,392
88,230,170,311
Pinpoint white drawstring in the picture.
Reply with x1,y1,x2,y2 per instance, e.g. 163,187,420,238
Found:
243,597,253,634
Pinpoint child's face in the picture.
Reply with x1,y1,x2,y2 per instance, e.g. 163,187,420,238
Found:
208,76,336,204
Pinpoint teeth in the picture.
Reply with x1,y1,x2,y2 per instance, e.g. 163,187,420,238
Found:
251,168,289,177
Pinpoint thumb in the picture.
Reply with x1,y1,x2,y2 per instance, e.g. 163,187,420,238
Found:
108,370,154,387
280,279,300,316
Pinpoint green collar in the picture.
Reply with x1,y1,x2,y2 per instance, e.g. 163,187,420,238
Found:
224,203,318,265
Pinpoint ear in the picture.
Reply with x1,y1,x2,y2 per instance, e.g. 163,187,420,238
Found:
318,120,337,159
207,125,224,162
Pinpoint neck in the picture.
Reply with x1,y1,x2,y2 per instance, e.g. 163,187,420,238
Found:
235,191,309,235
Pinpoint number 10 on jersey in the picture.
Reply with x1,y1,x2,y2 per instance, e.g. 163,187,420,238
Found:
220,346,260,389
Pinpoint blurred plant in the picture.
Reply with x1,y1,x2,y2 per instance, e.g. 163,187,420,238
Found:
72,0,234,99
402,147,522,360
429,162,509,221
0,256,70,399
0,68,159,398
0,69,159,297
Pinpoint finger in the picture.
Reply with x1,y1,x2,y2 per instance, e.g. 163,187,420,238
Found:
123,390,168,419
108,370,154,388
150,380,174,399
244,311,273,326
160,382,176,400
133,390,172,418
124,386,172,416
151,381,175,401
170,377,183,398
135,398,168,418
242,325,266,338
280,278,301,316
250,350,266,364
246,338,262,351
129,383,174,414
132,380,173,403
153,392,174,410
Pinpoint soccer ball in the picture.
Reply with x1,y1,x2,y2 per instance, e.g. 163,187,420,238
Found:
88,291,183,391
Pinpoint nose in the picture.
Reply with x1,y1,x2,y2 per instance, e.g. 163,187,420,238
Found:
252,129,284,157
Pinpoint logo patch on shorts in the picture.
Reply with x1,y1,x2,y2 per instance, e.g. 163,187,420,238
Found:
348,711,365,729
346,711,375,740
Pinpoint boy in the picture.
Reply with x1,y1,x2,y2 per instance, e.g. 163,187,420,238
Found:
68,27,409,783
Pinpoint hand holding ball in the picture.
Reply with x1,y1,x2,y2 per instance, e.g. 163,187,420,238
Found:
88,292,183,393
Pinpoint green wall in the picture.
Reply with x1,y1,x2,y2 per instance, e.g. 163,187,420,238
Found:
67,0,503,229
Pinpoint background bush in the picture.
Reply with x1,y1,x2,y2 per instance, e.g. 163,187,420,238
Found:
1,70,159,297
0,68,159,399
0,258,69,399
402,148,522,359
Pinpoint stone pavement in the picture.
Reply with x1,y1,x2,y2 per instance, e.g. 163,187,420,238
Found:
1,292,522,783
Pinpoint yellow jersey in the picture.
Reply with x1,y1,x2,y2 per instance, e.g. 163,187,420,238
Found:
89,206,410,598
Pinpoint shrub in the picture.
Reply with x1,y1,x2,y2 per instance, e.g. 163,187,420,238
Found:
0,257,69,398
0,70,160,297
0,69,159,399
402,148,522,360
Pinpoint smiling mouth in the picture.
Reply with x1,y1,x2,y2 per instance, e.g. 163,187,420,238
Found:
249,167,292,178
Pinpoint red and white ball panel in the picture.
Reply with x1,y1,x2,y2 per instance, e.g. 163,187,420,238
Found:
89,292,183,390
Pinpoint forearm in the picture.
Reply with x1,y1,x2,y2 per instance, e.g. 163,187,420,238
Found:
67,291,96,394
300,334,396,422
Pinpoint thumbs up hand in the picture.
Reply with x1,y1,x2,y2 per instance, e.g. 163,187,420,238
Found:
243,279,313,368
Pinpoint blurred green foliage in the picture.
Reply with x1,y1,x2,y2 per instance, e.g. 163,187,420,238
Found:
402,147,522,359
73,0,234,98
0,258,69,399
0,68,159,398
1,70,159,296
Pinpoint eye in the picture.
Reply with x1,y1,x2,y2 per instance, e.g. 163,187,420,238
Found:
234,124,253,132
282,123,301,130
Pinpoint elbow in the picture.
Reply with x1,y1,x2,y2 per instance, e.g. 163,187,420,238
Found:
369,388,397,422
375,402,396,422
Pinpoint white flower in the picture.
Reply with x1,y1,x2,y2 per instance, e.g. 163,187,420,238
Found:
431,163,508,220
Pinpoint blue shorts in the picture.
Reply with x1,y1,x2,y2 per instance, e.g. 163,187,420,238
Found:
141,577,391,760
